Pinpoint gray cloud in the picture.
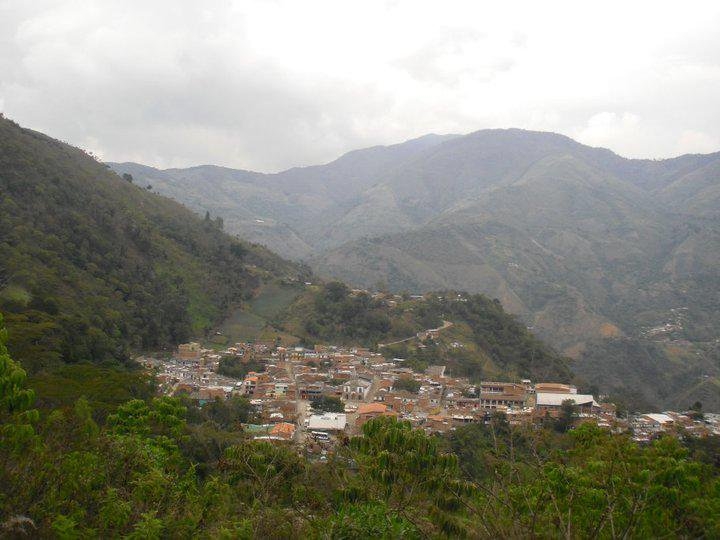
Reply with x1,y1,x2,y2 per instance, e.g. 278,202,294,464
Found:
1,0,719,171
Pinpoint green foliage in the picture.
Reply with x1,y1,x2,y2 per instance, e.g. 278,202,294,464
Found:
216,355,264,380
320,501,420,539
28,363,155,421
311,395,345,413
448,422,720,538
221,440,305,507
448,413,536,481
392,378,421,394
200,396,252,430
280,286,572,382
0,116,303,372
0,314,35,414
1,328,719,540
0,313,39,452
347,417,473,536
554,398,578,433
295,283,393,345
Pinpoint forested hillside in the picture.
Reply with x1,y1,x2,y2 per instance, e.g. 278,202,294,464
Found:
0,116,306,372
275,282,573,384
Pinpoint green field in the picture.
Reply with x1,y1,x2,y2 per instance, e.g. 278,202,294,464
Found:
248,283,303,319
213,283,303,345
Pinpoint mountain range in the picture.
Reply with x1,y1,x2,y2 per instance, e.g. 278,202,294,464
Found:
0,115,575,397
111,129,720,410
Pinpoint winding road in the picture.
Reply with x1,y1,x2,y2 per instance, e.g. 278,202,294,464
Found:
377,320,454,349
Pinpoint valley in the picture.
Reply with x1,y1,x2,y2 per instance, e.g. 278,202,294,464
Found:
111,130,720,410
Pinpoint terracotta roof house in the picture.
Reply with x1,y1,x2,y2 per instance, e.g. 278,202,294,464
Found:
269,422,296,440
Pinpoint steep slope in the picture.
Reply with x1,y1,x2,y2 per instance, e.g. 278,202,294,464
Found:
658,155,720,217
110,162,315,259
109,133,459,254
0,116,307,372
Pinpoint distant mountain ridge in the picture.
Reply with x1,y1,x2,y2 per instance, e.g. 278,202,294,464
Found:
110,129,720,410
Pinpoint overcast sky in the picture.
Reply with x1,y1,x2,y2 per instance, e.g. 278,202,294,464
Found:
1,1,720,172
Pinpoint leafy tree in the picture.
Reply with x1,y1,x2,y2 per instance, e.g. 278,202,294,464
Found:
325,281,350,302
688,400,704,420
221,440,305,507
554,398,578,433
0,313,39,452
320,501,419,538
346,417,472,536
201,396,251,429
311,395,345,413
217,356,264,380
393,378,421,394
1,345,719,539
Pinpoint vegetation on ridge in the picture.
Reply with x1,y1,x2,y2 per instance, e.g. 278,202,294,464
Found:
275,282,573,383
0,116,306,373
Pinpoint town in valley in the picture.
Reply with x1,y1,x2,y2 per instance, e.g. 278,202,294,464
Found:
139,323,720,455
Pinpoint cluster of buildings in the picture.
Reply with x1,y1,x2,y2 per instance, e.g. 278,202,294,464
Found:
138,340,720,452
631,411,720,441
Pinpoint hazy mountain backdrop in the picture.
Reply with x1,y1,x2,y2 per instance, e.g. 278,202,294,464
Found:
0,115,573,396
110,129,720,410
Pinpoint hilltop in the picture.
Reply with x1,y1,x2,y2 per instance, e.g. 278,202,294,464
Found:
273,282,573,384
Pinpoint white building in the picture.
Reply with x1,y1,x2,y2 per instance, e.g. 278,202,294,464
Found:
305,413,347,432
342,377,371,401
536,392,599,413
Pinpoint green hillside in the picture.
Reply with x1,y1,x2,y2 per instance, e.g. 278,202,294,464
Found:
0,116,307,372
275,282,573,384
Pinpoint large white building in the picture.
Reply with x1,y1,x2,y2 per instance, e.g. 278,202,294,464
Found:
305,413,347,432
536,392,599,413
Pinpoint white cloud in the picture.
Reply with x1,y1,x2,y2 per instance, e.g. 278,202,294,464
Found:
1,0,719,170
575,112,644,155
676,130,720,155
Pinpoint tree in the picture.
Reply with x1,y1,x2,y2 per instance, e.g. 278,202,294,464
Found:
217,356,264,380
221,440,304,506
393,378,421,394
320,501,419,538
121,173,133,183
0,313,39,451
325,281,350,302
347,417,472,536
311,395,344,413
202,396,251,429
688,400,704,420
554,399,577,433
